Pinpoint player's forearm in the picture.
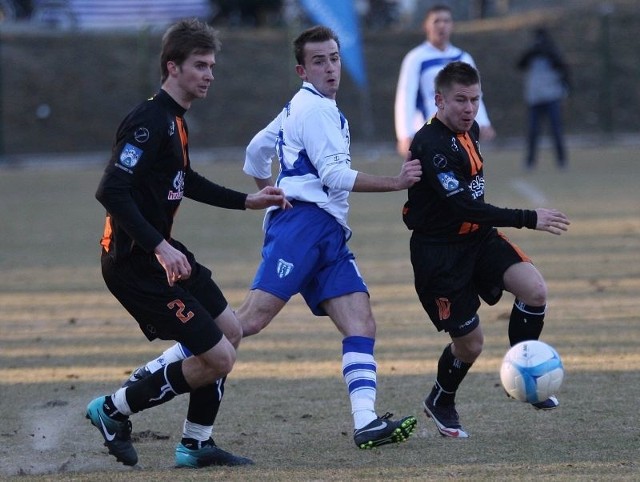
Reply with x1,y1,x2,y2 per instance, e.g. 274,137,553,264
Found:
352,172,403,192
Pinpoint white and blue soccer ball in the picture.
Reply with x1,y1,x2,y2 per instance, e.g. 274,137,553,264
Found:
500,340,564,403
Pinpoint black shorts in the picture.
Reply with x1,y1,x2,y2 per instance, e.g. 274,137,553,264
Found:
410,228,531,336
101,240,226,355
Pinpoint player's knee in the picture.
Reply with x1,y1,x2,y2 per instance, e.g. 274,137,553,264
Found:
218,350,236,377
461,337,483,361
452,326,483,363
522,279,548,307
505,263,548,305
201,343,236,381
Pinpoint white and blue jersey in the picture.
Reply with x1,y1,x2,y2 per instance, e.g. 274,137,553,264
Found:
394,42,492,142
244,81,358,238
243,82,367,314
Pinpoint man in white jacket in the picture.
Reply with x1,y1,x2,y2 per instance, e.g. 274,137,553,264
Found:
394,4,496,157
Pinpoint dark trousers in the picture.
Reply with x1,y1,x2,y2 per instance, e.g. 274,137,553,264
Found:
525,99,567,169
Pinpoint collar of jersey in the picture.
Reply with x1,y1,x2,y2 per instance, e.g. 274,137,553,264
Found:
301,81,325,98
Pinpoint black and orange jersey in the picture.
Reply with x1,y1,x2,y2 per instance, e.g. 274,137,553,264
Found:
96,89,247,260
403,117,536,239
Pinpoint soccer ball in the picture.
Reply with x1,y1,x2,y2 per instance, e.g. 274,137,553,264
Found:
500,340,564,403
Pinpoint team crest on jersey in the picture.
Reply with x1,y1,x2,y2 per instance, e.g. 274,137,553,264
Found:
119,143,142,169
168,121,175,136
433,154,448,169
450,136,459,152
277,258,294,278
438,171,459,191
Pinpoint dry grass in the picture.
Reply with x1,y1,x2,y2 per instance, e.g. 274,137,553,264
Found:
0,143,639,480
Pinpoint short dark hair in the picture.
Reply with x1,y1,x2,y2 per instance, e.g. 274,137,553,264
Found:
293,25,340,65
425,4,452,20
435,61,480,93
160,18,221,83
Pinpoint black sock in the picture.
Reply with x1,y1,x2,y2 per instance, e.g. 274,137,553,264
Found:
103,395,128,421
429,344,472,406
181,438,214,449
186,376,226,427
508,300,545,346
126,360,191,413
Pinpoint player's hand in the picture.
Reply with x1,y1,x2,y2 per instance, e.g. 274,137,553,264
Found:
154,239,192,286
396,153,422,189
535,208,570,235
246,186,292,210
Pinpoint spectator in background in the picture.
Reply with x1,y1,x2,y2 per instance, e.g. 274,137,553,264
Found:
516,27,571,170
394,3,495,158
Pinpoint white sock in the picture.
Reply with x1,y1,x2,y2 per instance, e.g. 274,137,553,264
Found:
182,420,213,442
343,338,378,430
146,343,189,373
111,387,133,416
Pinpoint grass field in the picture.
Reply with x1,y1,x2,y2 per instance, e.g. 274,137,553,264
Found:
0,143,638,480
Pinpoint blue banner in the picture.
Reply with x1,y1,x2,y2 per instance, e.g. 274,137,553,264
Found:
298,0,368,88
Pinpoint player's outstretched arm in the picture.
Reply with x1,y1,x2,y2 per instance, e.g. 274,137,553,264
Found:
534,208,570,235
352,155,422,192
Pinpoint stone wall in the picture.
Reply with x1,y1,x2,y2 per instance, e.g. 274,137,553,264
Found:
1,2,638,156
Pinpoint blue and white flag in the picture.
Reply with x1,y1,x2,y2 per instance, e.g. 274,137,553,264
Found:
298,0,368,88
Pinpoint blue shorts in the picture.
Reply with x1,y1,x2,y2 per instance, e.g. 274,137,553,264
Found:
251,202,368,316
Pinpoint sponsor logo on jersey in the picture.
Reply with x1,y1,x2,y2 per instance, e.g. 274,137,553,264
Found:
134,127,150,143
437,171,459,192
433,153,447,169
277,258,294,278
118,143,142,169
469,174,485,199
168,171,185,200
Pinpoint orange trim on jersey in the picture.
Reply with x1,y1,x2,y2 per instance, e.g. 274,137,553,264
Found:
456,132,482,176
458,221,480,235
456,132,482,234
175,117,188,168
100,215,113,252
435,297,451,321
497,231,532,263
